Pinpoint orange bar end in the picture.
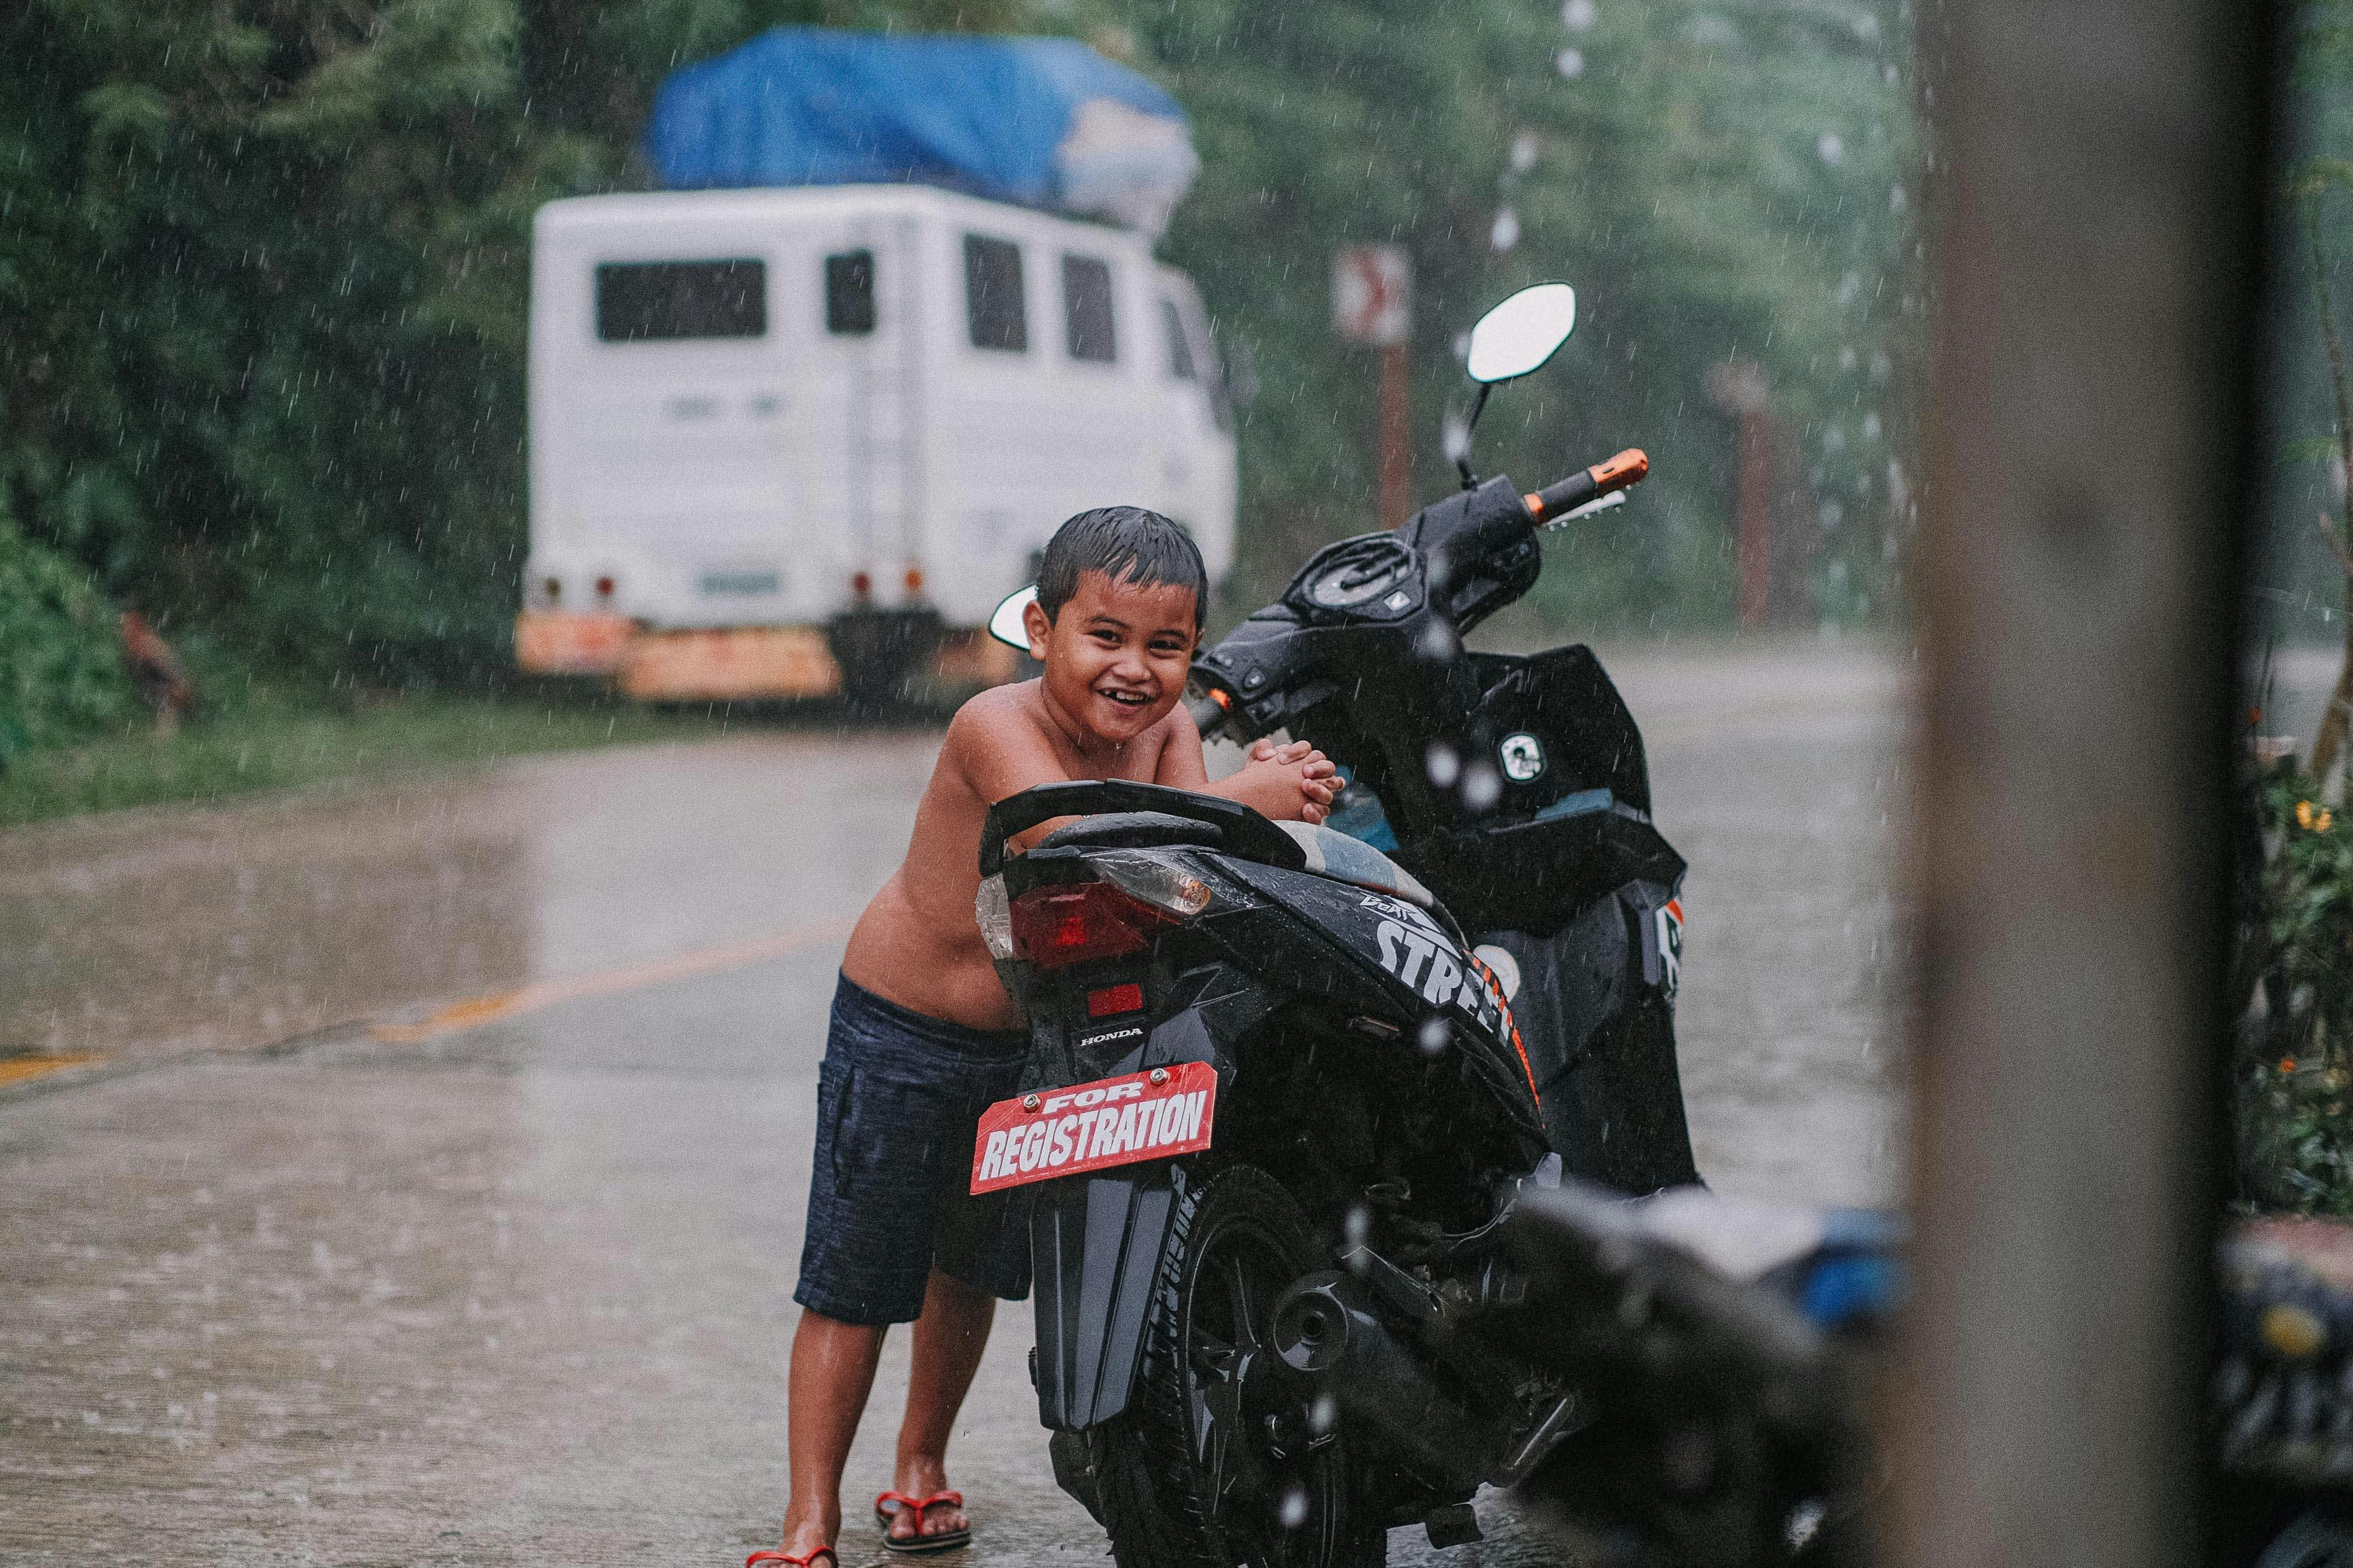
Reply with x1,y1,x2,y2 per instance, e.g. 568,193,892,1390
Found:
1589,448,1651,489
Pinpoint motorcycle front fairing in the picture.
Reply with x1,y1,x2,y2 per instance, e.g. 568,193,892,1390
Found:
1189,494,1702,1192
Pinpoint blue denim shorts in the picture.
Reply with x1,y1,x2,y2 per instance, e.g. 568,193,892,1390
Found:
794,974,1034,1327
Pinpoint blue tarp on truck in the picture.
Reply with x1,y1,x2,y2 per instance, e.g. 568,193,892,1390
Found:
643,28,1198,234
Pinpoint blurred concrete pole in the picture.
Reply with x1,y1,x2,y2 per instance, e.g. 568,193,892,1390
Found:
1706,357,1774,626
1897,2,2273,1567
1736,409,1772,627
1380,341,1412,530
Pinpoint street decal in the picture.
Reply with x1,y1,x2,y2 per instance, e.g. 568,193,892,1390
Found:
971,1061,1218,1195
1359,892,1513,1040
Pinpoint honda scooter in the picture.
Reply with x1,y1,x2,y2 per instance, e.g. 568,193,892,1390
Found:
971,283,1700,1567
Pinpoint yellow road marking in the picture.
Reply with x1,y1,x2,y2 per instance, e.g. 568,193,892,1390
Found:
0,1053,105,1087
369,915,858,1044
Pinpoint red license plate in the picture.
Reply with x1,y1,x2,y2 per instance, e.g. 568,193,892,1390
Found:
970,1061,1218,1195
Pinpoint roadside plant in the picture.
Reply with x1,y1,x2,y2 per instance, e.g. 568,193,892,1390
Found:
2239,761,2353,1212
0,522,134,768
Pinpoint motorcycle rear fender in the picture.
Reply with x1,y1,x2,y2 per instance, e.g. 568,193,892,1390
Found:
1028,994,1255,1430
1030,1164,1178,1430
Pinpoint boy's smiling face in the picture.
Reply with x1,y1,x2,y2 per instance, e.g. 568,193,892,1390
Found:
1024,568,1200,749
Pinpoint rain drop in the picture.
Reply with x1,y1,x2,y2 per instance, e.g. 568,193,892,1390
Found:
1280,1487,1310,1529
1555,46,1586,79
1509,131,1540,174
1418,1017,1452,1057
1344,1204,1371,1249
1489,207,1520,253
1462,762,1503,812
1310,1394,1338,1435
1817,131,1845,166
1426,742,1462,788
1562,0,1598,30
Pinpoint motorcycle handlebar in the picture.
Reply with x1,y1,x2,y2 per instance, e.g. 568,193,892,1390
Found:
1187,687,1234,739
1524,447,1650,526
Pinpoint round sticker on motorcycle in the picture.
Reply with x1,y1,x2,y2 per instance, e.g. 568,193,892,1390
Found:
1498,732,1546,783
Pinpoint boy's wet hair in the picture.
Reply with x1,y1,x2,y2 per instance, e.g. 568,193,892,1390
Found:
1036,506,1208,630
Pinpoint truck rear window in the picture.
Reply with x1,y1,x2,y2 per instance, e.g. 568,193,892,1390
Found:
596,259,767,342
826,251,876,335
1160,297,1196,381
1062,255,1117,363
964,234,1027,352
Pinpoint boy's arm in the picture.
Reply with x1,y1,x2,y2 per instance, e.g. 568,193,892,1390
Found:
950,693,1093,854
1153,706,1337,824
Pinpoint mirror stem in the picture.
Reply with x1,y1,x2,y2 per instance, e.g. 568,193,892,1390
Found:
1456,384,1492,490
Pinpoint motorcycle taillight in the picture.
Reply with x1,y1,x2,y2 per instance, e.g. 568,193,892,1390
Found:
1009,881,1173,969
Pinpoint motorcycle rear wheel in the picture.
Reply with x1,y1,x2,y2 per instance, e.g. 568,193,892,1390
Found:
1088,1163,1384,1568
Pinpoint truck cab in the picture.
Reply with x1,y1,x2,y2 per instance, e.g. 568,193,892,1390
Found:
520,184,1237,703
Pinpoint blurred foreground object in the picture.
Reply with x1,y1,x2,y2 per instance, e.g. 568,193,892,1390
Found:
1901,1,2273,1566
1494,1180,1894,1567
1486,1194,2353,1567
118,611,193,733
522,29,1234,706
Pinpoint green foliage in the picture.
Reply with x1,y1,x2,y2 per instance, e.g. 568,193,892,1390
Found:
0,522,135,763
1,0,1920,721
0,685,726,826
2256,0,2353,640
1130,0,1919,627
2240,764,2353,1211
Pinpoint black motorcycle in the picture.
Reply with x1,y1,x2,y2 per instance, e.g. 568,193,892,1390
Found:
969,284,1701,1567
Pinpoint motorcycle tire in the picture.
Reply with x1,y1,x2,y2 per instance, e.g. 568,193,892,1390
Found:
1087,1163,1386,1568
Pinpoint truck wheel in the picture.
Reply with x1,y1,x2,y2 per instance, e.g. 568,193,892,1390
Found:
1088,1165,1384,1568
827,609,941,712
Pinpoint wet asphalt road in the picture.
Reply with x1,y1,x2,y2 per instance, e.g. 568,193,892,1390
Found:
0,640,1909,1566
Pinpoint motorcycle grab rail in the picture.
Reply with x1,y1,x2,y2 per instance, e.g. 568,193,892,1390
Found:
979,779,1306,877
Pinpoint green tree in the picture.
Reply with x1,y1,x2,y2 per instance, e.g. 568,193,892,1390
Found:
1,0,1920,718
1130,0,1920,628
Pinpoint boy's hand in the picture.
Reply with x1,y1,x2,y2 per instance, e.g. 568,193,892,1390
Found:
1232,738,1338,825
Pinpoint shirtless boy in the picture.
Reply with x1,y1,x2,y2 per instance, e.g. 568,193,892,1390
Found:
750,507,1335,1568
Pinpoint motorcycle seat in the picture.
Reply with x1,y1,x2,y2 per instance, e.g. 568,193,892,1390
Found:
1276,820,1437,910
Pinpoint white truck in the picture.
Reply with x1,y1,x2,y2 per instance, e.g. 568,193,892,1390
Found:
519,183,1237,702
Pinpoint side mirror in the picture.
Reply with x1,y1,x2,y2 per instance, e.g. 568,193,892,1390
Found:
988,585,1039,650
1465,282,1577,384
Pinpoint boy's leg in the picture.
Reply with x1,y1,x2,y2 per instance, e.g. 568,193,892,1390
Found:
781,1307,888,1556
885,1269,998,1542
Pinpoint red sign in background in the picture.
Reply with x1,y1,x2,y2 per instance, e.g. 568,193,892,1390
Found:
970,1061,1219,1195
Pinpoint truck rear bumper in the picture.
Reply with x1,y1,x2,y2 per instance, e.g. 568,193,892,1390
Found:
515,610,635,676
515,611,1018,701
620,625,842,701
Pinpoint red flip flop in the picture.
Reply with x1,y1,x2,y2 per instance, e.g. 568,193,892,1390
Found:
874,1489,971,1554
747,1549,836,1568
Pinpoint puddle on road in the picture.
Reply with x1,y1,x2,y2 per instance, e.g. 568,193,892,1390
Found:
0,773,536,1063
0,730,943,1067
